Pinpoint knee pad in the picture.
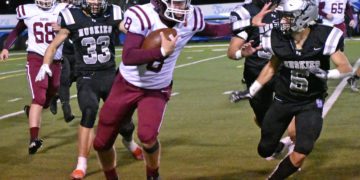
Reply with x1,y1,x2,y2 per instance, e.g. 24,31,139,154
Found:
294,140,314,155
143,140,159,154
257,141,278,158
80,107,97,128
119,121,135,139
138,127,158,144
93,138,113,152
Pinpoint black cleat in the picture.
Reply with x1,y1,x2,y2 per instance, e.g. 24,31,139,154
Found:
62,103,75,123
347,76,359,92
147,176,161,180
28,139,43,155
50,95,59,115
24,105,30,118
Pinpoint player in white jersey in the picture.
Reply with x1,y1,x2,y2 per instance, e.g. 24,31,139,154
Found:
92,0,232,179
0,0,68,155
319,0,356,33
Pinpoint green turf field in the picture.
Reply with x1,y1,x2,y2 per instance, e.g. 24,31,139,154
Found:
0,41,359,179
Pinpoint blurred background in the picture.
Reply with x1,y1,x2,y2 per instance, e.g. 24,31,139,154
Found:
0,0,360,50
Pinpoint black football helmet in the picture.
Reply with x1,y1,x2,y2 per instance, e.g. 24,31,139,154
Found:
81,0,108,17
152,0,193,23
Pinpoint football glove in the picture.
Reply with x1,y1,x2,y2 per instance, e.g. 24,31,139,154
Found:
229,90,252,103
35,64,52,82
308,67,327,80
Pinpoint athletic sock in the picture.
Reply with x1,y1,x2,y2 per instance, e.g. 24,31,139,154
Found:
30,127,39,141
76,156,87,173
268,156,299,180
104,168,118,180
146,166,159,178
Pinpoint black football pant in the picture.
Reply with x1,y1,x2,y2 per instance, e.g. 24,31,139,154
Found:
257,97,324,158
59,54,76,104
244,65,275,126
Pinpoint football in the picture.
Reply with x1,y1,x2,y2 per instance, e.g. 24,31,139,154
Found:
141,28,177,49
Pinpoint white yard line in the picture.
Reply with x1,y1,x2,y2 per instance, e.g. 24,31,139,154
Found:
0,54,225,120
0,69,25,75
8,98,22,102
322,78,348,118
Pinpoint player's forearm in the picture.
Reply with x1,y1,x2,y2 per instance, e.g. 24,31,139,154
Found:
318,2,328,17
198,23,232,37
43,47,56,65
122,32,164,65
3,20,26,50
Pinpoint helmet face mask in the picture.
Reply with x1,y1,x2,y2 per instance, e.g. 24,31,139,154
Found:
82,0,108,17
35,0,56,9
275,0,318,35
160,0,193,23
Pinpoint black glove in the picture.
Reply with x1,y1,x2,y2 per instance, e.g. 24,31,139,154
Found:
229,90,252,103
308,67,328,80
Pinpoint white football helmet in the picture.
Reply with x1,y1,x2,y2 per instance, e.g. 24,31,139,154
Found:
161,0,193,23
35,0,56,9
276,0,318,34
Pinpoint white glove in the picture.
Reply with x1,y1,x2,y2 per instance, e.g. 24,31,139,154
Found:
35,64,52,82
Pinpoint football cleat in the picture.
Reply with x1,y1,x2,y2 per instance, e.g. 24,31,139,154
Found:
122,139,144,160
70,169,85,180
347,77,359,92
24,105,30,118
147,176,161,180
28,139,43,155
49,95,59,115
265,136,293,161
62,103,75,123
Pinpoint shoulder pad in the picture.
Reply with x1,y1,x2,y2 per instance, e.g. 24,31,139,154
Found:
230,6,251,22
124,4,153,35
111,4,123,21
16,4,39,19
60,8,76,26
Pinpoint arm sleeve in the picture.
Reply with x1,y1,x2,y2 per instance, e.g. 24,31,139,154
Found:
121,32,164,65
318,2,327,17
3,20,27,50
196,23,232,37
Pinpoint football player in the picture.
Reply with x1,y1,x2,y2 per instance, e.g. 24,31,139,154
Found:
36,0,143,179
319,0,356,33
227,0,295,161
92,0,232,179
347,58,360,92
239,0,352,178
0,0,69,155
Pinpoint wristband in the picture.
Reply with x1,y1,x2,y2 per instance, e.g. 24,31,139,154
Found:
249,80,263,97
235,49,243,60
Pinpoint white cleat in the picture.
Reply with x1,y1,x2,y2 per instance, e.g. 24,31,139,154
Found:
266,136,293,161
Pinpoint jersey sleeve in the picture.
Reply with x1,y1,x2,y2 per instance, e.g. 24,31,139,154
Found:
111,4,123,24
323,27,344,55
123,5,152,36
59,8,76,29
16,4,38,20
261,29,275,56
192,6,206,32
230,6,251,39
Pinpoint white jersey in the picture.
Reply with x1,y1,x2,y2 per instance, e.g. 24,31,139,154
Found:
120,3,205,89
16,3,68,60
320,0,349,25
